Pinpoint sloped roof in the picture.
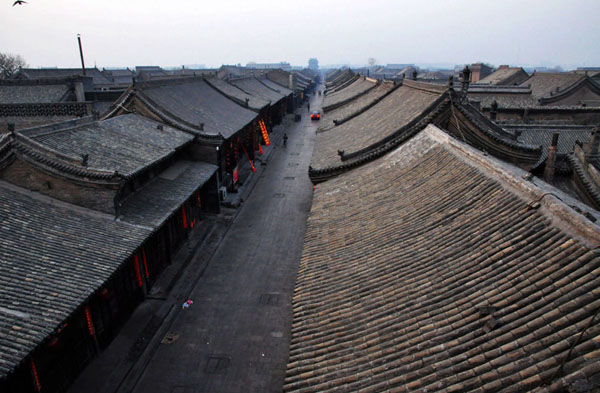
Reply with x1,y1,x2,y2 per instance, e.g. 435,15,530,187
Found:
326,74,360,94
118,160,217,227
326,69,355,89
230,77,286,105
319,81,396,131
285,125,600,393
17,114,193,178
137,77,258,139
478,66,529,85
17,68,112,87
311,80,446,170
0,180,151,379
521,72,585,99
205,77,269,112
507,124,595,162
259,77,293,96
468,92,537,109
0,84,71,104
322,77,378,111
466,85,535,109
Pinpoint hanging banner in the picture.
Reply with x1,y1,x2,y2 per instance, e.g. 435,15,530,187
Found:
240,143,256,172
259,119,270,146
233,166,239,185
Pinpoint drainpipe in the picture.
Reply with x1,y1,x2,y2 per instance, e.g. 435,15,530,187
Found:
543,133,559,183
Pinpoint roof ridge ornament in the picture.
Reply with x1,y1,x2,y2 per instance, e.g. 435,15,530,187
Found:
460,66,471,103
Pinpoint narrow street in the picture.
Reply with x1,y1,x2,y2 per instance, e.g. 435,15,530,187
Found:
126,92,321,393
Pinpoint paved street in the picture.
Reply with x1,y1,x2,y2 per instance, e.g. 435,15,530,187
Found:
127,94,320,393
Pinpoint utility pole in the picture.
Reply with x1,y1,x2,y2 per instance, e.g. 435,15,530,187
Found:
77,34,86,75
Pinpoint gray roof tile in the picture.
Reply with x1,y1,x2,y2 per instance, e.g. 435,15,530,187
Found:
118,160,217,227
285,125,600,392
18,114,193,178
139,78,257,139
0,181,151,378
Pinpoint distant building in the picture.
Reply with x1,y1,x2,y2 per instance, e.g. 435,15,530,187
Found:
308,58,319,71
478,65,530,85
470,63,493,82
246,62,291,71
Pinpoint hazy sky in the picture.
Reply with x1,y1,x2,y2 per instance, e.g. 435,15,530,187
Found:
1,0,599,69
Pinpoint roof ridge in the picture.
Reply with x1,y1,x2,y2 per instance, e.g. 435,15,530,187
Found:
566,153,600,209
12,133,120,180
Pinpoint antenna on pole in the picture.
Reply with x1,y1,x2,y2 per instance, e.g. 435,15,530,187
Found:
77,34,86,76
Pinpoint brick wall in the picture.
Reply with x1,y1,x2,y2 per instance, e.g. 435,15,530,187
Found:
0,159,119,214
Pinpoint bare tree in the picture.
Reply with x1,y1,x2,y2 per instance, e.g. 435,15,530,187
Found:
0,52,28,79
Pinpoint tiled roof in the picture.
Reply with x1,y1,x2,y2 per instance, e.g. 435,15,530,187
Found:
319,81,396,132
326,70,355,89
325,69,344,82
468,92,536,109
285,125,600,393
322,77,377,111
521,73,585,100
326,74,360,94
0,84,71,104
137,78,258,139
466,86,535,109
205,77,269,112
311,80,445,170
17,68,113,87
259,77,293,96
118,160,217,227
478,66,529,85
506,124,595,165
230,77,286,105
18,114,193,178
0,180,151,378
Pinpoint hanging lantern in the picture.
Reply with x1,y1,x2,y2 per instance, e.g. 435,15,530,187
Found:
99,288,109,300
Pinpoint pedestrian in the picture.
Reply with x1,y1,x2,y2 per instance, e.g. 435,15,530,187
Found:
283,133,288,147
307,102,310,112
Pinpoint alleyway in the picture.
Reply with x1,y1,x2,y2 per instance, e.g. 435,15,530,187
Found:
124,94,320,393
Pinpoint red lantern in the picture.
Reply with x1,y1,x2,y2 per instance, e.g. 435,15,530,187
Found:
99,288,109,300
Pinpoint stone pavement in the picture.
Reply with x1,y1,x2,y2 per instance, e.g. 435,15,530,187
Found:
69,89,322,393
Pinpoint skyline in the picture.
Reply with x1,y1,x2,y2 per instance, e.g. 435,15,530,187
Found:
1,0,599,70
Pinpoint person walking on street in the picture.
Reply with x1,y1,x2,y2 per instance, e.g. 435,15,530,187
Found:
307,102,310,112
283,133,288,147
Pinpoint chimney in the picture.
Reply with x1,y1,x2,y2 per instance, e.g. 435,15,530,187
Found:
289,74,293,90
584,127,599,161
448,75,454,90
8,123,15,133
543,133,559,183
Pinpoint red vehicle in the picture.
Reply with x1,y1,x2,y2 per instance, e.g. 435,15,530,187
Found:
310,111,320,120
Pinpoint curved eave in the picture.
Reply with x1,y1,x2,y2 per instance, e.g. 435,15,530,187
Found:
538,77,600,105
10,138,121,185
203,77,270,113
135,91,218,138
566,154,600,210
320,82,402,131
322,81,379,113
308,96,450,184
450,98,542,169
